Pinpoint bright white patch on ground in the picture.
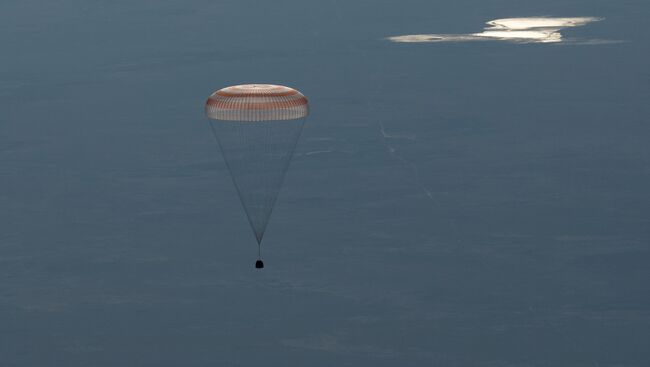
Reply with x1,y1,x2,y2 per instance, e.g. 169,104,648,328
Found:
387,17,604,44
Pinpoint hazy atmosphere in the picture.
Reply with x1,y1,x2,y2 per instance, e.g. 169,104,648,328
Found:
1,0,649,366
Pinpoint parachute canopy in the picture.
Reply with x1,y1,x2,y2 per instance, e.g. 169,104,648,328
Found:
205,84,308,122
205,84,309,249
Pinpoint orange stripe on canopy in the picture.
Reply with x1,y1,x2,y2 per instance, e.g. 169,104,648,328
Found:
205,84,309,121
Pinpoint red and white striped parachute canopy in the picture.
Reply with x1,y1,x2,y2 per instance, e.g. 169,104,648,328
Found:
205,84,309,122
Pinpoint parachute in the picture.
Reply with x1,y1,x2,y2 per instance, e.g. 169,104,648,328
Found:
205,84,309,268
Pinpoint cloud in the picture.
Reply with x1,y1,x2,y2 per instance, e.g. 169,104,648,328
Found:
387,17,609,44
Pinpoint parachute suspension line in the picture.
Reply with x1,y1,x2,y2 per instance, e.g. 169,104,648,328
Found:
262,121,272,241
268,118,306,211
209,122,258,243
251,119,306,248
255,244,264,269
235,121,262,244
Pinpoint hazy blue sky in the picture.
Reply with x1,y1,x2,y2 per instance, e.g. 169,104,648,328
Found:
1,0,649,366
